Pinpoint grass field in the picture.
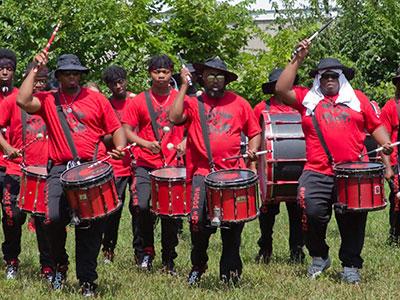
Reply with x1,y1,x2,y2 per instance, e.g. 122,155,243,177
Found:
1,189,400,300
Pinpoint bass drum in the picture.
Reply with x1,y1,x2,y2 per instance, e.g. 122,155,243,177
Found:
258,111,306,203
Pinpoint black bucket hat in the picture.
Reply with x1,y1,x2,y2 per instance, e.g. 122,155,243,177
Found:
55,54,89,74
262,68,299,94
194,57,238,85
392,67,400,85
309,57,354,80
172,63,196,85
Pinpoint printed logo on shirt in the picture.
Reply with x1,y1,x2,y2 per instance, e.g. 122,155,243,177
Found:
65,108,88,137
26,114,47,140
154,106,175,134
321,102,350,125
207,110,233,135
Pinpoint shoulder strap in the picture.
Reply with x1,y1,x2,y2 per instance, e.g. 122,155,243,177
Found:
54,92,80,162
197,95,215,171
144,90,160,141
264,99,271,111
311,108,334,164
21,109,27,164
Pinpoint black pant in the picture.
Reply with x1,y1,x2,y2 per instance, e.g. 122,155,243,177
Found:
190,175,244,280
258,201,304,254
102,175,134,253
1,174,53,268
298,170,367,268
131,166,179,264
45,164,106,284
388,165,400,237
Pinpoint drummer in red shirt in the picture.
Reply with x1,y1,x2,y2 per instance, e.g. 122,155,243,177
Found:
253,68,304,264
379,67,400,246
17,51,126,296
275,39,392,284
101,65,137,263
0,53,54,281
122,55,186,275
170,57,261,285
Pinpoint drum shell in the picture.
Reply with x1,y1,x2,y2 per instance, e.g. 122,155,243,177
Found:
60,162,121,220
258,111,306,203
18,166,48,216
150,166,191,217
334,162,386,212
205,169,259,224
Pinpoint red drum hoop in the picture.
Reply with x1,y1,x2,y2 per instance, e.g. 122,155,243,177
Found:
18,165,48,216
258,111,306,203
205,169,259,225
60,161,121,221
334,161,386,212
150,166,191,217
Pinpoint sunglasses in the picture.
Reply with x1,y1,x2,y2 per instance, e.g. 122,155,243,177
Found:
60,70,80,77
206,74,225,83
321,73,340,80
34,79,47,85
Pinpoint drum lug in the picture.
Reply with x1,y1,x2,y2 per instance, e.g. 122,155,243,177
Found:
210,207,221,227
70,211,81,226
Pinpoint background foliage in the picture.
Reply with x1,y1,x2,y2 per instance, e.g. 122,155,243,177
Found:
0,0,399,106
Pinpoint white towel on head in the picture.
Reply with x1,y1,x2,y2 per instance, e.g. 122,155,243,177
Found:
303,69,360,116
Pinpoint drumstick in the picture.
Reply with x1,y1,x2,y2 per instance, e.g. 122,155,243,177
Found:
359,141,400,158
166,143,178,151
34,20,62,73
88,143,137,168
222,149,273,161
3,133,44,159
177,53,193,86
292,18,335,57
159,126,170,143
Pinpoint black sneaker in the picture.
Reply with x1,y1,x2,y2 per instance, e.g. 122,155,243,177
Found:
5,259,19,280
188,265,207,285
221,270,240,286
103,250,115,264
387,234,399,247
255,249,272,264
289,248,305,264
138,254,153,271
51,264,67,290
162,263,177,276
41,267,53,283
81,282,96,297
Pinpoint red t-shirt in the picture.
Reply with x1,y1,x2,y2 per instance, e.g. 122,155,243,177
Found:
253,96,297,121
107,92,135,177
0,88,18,169
380,98,399,166
183,91,261,182
122,89,185,169
293,86,383,175
0,90,48,175
35,88,121,165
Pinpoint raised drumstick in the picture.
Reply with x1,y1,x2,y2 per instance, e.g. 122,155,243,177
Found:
222,149,273,161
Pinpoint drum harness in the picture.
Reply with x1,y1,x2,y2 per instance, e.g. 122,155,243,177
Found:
54,92,101,227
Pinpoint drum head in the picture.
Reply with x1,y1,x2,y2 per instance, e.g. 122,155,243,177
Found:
22,165,48,178
61,162,112,184
205,169,257,188
150,166,186,181
334,162,384,172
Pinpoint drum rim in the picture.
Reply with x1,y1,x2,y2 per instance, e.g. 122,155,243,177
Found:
60,161,113,187
150,166,186,181
22,165,48,178
205,168,258,188
333,161,385,172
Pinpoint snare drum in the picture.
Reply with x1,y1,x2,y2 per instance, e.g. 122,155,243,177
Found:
205,169,259,225
258,111,306,203
60,162,121,220
18,166,48,216
150,166,191,217
334,162,386,212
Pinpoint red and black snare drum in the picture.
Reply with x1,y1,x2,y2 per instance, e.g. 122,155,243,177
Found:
205,169,259,225
334,162,386,212
258,111,306,203
150,166,191,217
18,166,48,216
60,162,121,221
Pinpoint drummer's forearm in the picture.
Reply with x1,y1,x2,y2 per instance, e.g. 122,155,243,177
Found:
112,127,127,149
248,133,261,152
123,124,147,148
